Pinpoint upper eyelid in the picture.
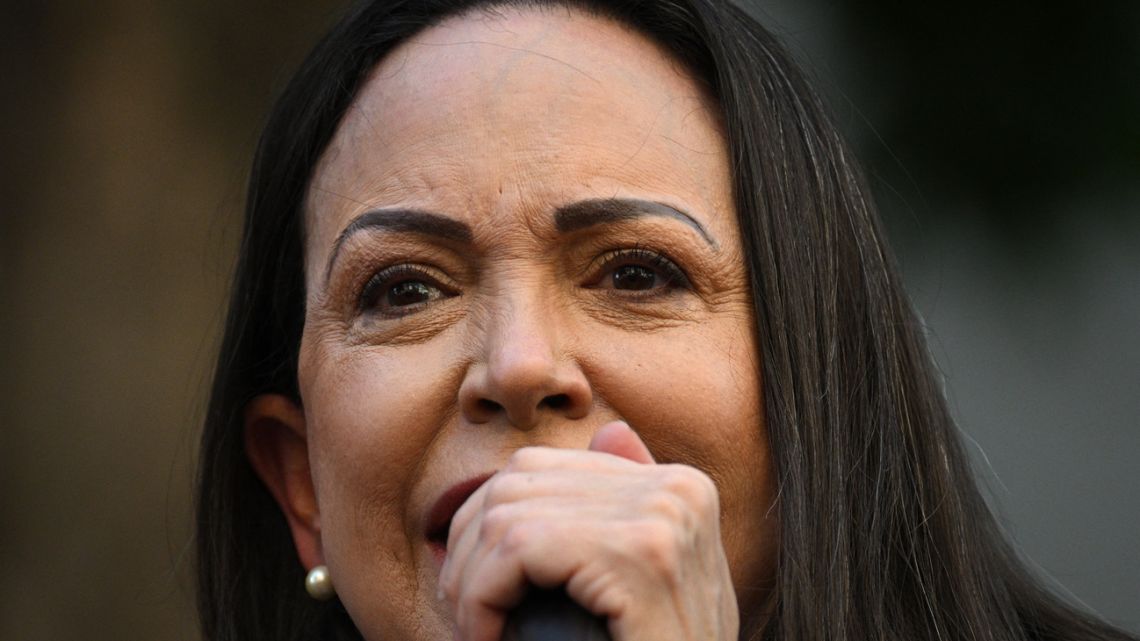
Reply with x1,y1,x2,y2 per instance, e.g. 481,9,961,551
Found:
357,263,454,309
588,247,692,287
330,242,461,292
341,239,697,295
363,263,453,289
352,246,692,288
591,246,686,271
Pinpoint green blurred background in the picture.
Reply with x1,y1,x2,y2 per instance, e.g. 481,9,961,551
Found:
1,1,1136,638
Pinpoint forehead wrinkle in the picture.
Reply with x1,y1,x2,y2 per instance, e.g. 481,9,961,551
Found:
466,203,550,259
305,6,737,287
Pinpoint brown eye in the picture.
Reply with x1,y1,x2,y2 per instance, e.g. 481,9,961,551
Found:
612,264,660,290
359,265,454,316
386,280,442,307
592,247,688,291
591,248,690,296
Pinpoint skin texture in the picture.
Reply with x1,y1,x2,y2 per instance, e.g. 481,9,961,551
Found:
244,7,778,641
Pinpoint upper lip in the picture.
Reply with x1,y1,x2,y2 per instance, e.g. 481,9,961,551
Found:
424,472,496,547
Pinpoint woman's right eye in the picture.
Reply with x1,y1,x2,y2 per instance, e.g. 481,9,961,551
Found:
358,265,454,316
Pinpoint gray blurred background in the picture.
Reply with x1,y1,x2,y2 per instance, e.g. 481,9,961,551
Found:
1,1,1136,639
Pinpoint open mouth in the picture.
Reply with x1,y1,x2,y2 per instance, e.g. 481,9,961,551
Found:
424,473,495,561
427,521,451,550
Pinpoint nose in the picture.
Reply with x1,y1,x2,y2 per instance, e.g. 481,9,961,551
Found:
458,299,592,429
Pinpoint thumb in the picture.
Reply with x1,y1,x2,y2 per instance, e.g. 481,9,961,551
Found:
587,421,656,464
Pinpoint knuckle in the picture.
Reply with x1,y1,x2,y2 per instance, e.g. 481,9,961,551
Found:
632,519,682,574
487,471,534,505
644,489,686,523
479,504,515,541
662,464,719,516
499,520,536,554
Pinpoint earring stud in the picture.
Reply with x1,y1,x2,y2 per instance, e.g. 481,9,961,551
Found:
305,565,336,601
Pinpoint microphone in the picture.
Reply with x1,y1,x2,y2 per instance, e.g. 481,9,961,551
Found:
501,588,611,641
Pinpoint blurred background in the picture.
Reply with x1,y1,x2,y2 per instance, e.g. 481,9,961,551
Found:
1,0,1136,638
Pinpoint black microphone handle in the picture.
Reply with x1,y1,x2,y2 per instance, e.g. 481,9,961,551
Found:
501,587,612,641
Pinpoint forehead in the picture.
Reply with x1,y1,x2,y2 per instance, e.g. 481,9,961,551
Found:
304,7,734,278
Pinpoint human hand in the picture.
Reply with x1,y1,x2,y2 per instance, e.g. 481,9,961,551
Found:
438,421,739,641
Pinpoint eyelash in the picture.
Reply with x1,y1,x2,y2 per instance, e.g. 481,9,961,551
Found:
357,264,454,316
355,247,691,316
589,247,691,294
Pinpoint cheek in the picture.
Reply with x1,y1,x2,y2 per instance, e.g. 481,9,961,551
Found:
299,339,463,634
588,321,764,472
588,320,777,588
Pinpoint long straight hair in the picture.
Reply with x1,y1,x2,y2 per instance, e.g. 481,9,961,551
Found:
195,1,1137,640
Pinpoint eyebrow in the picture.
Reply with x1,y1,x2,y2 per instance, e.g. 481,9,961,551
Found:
324,198,717,283
554,198,717,248
324,209,474,283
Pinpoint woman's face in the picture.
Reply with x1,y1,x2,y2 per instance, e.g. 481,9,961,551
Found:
282,7,776,639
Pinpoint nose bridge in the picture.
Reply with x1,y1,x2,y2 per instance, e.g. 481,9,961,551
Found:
460,272,591,428
485,283,557,370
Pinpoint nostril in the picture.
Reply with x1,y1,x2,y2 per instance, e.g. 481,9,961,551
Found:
478,398,503,413
540,394,570,410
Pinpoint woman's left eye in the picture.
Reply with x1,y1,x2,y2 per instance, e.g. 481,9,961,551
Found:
611,264,661,290
590,248,690,294
385,280,441,307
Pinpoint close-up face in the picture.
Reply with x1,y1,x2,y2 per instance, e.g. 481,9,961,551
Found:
290,7,777,639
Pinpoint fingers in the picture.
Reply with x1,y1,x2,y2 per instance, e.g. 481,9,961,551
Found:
446,450,648,557
446,505,706,641
446,514,630,641
440,425,730,641
441,502,599,641
443,497,614,597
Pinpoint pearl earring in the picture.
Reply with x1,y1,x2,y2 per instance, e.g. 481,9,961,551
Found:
305,565,336,601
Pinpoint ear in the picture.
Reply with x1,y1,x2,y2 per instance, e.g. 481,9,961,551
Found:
243,394,324,570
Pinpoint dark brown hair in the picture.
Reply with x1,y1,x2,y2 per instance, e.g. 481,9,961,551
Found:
196,1,1138,640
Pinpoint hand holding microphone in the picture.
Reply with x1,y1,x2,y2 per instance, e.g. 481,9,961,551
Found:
438,421,739,641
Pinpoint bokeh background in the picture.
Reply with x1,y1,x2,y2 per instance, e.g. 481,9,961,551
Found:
1,1,1136,639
